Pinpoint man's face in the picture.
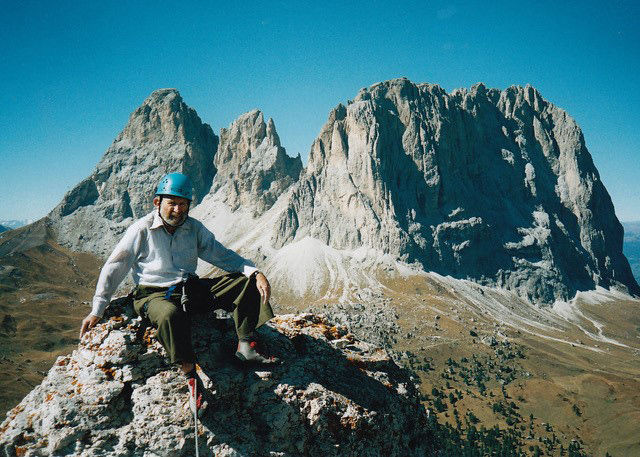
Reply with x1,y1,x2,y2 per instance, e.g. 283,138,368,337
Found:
154,196,190,226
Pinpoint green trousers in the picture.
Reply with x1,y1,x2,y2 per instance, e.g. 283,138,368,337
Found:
132,272,274,364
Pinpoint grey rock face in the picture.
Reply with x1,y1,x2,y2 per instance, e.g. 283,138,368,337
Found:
49,89,218,257
211,109,303,217
0,299,432,456
273,78,638,303
41,79,637,303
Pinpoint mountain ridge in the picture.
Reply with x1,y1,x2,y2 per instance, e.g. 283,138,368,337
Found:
45,80,639,305
2,81,640,454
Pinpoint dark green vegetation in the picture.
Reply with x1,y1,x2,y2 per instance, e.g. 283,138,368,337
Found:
397,340,591,457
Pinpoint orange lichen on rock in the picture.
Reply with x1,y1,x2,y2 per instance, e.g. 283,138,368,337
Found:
100,366,116,380
0,310,429,456
322,325,344,340
340,416,360,430
346,356,368,369
142,327,156,347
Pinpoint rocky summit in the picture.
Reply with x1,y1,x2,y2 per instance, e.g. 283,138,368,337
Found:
0,298,432,456
45,80,638,304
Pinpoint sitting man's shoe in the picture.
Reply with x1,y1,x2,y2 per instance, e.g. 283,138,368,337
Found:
236,339,279,364
185,369,208,417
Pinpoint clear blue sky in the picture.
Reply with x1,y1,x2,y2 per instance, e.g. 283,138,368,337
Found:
1,0,638,222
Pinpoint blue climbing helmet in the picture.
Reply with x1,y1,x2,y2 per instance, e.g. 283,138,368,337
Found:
155,173,193,201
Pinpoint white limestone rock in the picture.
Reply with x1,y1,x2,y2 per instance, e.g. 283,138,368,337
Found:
0,299,432,456
271,78,638,303
211,109,303,217
38,79,638,305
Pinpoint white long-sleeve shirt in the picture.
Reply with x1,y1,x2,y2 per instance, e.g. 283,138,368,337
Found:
91,211,258,317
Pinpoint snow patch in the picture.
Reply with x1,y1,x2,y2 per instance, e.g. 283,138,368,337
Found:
549,287,637,348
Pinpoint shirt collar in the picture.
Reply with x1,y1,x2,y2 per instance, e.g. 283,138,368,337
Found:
151,211,164,230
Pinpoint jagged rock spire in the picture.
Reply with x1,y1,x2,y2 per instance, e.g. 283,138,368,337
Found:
210,109,302,217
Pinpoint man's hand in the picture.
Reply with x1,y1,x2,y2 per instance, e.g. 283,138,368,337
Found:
255,272,271,306
80,314,100,338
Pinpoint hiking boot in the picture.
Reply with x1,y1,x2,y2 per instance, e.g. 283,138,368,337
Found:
235,339,279,364
186,371,208,417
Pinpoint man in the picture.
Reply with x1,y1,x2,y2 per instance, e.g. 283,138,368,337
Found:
80,172,276,414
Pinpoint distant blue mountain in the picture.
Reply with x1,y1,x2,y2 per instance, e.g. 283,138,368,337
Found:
0,225,9,233
623,221,640,284
0,220,29,230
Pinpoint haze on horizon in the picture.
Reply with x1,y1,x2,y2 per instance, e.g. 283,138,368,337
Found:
1,1,638,222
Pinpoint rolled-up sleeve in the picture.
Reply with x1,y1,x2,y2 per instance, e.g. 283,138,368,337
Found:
196,222,258,277
91,225,141,317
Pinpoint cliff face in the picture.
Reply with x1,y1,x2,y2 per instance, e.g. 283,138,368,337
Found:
211,109,302,217
42,79,638,303
49,89,218,257
270,78,638,302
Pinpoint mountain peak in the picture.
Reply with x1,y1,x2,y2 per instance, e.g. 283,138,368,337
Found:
147,87,181,99
209,110,302,216
116,88,205,147
272,78,639,302
49,90,218,256
43,79,639,302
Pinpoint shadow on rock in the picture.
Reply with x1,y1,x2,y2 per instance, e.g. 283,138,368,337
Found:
0,299,435,457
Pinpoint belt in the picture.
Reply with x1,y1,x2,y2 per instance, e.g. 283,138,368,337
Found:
137,285,171,293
